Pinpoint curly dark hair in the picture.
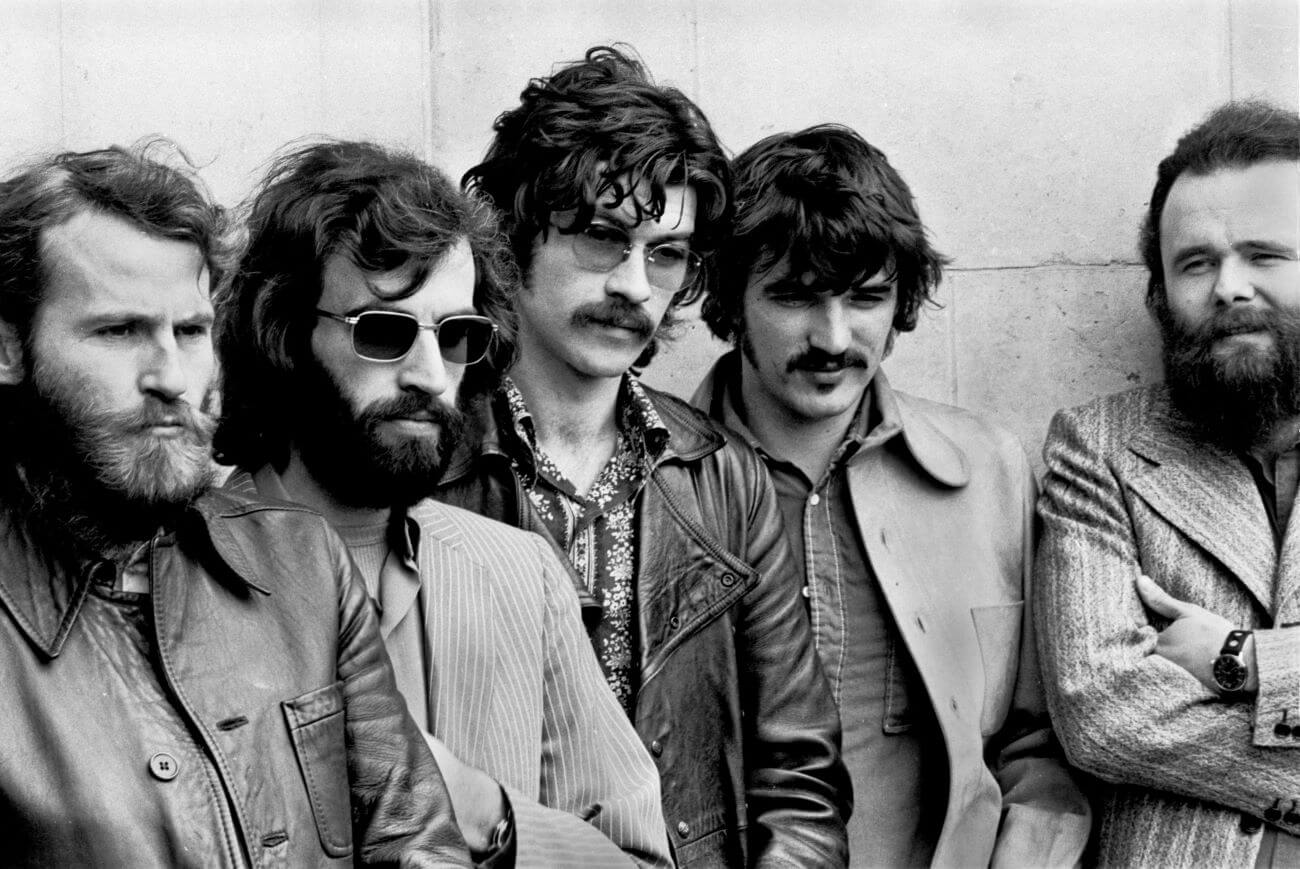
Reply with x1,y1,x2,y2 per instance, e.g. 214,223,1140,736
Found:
1141,100,1299,314
213,139,519,470
0,139,226,342
702,124,946,344
463,45,731,366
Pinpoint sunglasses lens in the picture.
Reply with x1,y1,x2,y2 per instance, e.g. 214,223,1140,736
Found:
353,311,418,361
438,317,495,365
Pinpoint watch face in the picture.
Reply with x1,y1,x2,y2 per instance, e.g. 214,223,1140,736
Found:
1213,654,1248,693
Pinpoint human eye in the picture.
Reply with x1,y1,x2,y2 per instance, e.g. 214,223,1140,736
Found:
582,223,628,247
176,321,211,340
766,290,810,308
96,321,139,339
649,243,692,265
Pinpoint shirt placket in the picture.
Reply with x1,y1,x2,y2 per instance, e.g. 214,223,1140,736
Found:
804,483,848,708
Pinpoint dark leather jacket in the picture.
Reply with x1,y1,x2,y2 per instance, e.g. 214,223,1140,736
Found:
0,488,470,868
436,384,851,867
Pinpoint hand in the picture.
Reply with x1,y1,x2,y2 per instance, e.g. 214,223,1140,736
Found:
1135,575,1256,694
422,733,508,854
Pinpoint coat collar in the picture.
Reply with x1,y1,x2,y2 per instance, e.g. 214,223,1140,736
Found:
691,350,970,488
438,376,724,487
1122,395,1278,613
0,488,271,660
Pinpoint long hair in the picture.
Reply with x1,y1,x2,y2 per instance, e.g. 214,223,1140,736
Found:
463,45,731,366
703,124,946,343
1141,100,1299,313
0,139,225,341
213,139,518,470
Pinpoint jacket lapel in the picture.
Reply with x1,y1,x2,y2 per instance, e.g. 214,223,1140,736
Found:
1273,505,1300,623
1127,419,1276,613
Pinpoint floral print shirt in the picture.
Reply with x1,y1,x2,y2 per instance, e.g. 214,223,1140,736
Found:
499,376,669,715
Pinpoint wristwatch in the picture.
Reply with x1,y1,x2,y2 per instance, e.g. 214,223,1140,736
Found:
1212,629,1252,694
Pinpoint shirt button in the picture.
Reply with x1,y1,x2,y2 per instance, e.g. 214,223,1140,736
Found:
801,586,811,598
149,752,179,781
649,740,663,757
676,821,690,838
808,493,821,506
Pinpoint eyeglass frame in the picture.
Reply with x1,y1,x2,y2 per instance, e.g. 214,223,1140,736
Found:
314,308,499,364
563,222,704,294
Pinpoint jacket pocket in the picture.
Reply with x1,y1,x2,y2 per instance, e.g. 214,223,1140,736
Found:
283,681,352,858
971,601,1024,736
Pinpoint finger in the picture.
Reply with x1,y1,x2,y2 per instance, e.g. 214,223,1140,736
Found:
1136,574,1186,618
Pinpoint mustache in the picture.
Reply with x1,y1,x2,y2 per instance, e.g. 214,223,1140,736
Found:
360,392,463,427
786,349,870,374
572,300,656,340
122,398,215,439
1201,307,1278,340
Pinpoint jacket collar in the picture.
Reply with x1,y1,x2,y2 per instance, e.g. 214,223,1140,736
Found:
438,375,724,487
1123,392,1277,612
692,350,970,488
0,488,271,660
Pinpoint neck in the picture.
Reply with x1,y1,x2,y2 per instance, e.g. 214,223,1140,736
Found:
280,448,391,530
508,361,622,456
737,367,865,482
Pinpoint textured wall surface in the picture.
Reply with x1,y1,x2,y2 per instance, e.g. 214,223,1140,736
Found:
2,0,1296,467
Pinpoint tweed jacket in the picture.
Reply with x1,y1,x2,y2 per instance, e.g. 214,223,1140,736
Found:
435,382,852,868
695,359,1091,868
228,468,673,868
0,487,469,867
1036,384,1300,866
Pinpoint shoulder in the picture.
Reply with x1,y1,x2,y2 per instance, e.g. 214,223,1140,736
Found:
641,383,766,472
895,389,1026,459
409,497,558,571
1044,384,1172,461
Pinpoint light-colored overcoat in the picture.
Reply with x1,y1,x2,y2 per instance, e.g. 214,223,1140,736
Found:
1036,384,1300,867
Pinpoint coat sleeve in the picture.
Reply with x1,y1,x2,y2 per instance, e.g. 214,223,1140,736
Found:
1034,405,1300,833
330,535,474,867
736,450,852,868
988,445,1091,868
503,535,673,868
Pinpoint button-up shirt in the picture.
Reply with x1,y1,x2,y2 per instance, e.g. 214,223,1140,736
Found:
716,365,946,867
498,376,669,715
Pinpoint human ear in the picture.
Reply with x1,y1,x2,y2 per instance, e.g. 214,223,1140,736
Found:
0,319,26,385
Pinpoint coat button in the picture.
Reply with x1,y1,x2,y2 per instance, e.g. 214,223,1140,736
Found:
649,740,663,757
719,572,736,587
676,821,690,838
1276,722,1293,738
149,752,179,781
1240,814,1263,834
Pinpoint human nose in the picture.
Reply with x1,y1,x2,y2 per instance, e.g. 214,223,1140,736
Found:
808,299,852,354
396,327,451,396
1212,256,1257,306
139,334,188,402
604,246,654,306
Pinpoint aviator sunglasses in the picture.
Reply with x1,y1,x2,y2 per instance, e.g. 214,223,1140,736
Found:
315,309,498,364
568,223,702,293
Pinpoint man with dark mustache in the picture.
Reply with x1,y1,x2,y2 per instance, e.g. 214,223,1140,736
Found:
693,125,1090,867
1036,101,1300,865
0,143,471,866
434,47,851,867
214,140,673,867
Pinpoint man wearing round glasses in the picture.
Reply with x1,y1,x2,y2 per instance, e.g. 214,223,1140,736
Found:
214,140,671,867
437,46,850,867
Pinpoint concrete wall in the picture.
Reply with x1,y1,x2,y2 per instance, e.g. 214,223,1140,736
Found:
3,0,1297,466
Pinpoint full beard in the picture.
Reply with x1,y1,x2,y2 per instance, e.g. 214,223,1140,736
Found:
289,360,466,510
1157,302,1300,451
4,367,217,559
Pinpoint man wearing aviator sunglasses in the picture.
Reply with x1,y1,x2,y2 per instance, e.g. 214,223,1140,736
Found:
437,46,851,867
214,140,672,867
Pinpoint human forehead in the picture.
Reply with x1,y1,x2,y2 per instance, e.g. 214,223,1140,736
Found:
592,181,698,238
746,253,895,295
40,209,212,319
318,238,477,316
1160,160,1300,253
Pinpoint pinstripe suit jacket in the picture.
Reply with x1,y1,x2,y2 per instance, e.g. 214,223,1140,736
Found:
1036,385,1300,867
227,469,673,868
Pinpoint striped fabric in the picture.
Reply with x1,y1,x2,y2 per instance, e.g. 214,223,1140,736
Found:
226,469,673,868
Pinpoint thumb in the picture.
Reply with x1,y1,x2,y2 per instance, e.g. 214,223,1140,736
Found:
1136,574,1185,619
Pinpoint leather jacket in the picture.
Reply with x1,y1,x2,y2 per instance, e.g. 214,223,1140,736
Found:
0,488,471,868
436,383,851,867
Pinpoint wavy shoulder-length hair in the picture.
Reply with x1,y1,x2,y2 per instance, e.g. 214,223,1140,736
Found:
214,139,518,470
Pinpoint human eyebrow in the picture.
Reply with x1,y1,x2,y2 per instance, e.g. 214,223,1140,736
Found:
1239,239,1298,258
